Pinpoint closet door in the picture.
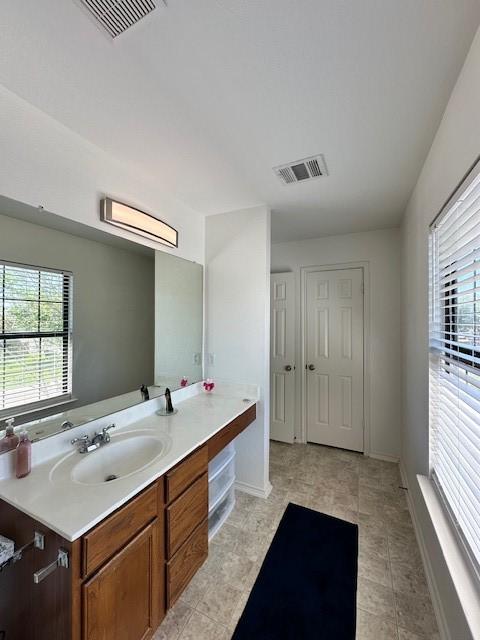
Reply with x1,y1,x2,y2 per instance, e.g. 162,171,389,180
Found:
305,268,364,452
270,273,296,443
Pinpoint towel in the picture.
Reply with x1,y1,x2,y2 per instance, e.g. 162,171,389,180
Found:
0,534,14,564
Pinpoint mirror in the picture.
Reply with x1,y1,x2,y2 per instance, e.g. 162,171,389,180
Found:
0,194,203,446
154,251,203,389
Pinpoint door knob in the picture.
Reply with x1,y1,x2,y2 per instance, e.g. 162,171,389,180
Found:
308,364,316,371
284,365,292,371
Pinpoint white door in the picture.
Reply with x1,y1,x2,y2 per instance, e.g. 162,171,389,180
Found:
305,269,364,451
270,273,295,443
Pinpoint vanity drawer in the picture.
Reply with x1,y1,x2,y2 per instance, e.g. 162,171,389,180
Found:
82,483,159,577
165,445,208,504
208,404,256,461
166,519,208,607
166,473,208,558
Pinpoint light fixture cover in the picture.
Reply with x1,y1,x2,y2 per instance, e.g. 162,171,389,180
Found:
101,198,178,248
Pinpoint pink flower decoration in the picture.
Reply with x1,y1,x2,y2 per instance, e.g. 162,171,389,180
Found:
203,379,215,392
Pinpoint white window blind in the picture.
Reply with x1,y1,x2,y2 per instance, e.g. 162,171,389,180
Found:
0,261,72,417
430,160,480,578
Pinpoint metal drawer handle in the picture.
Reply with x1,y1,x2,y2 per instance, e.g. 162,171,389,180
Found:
308,364,316,371
33,548,69,584
284,365,292,371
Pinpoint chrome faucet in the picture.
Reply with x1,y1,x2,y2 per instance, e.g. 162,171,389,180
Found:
71,424,115,454
71,434,98,454
92,424,114,447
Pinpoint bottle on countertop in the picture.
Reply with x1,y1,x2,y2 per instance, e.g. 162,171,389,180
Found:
16,430,31,478
0,418,19,453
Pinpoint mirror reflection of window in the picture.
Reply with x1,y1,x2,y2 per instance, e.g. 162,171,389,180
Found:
0,261,72,418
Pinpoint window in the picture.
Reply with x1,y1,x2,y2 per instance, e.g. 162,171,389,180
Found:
429,158,480,579
0,261,72,417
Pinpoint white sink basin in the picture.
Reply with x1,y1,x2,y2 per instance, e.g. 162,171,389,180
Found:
50,429,172,486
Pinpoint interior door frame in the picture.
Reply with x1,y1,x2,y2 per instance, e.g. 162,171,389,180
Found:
300,262,371,455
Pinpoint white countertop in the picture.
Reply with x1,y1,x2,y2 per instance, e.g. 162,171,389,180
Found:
0,385,257,541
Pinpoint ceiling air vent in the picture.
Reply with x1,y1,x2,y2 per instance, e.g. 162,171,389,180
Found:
273,155,328,185
79,0,159,38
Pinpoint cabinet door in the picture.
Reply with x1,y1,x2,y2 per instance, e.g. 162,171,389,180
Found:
83,520,161,640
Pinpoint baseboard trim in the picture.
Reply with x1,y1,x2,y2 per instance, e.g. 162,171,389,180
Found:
399,463,451,640
235,479,272,499
368,451,399,463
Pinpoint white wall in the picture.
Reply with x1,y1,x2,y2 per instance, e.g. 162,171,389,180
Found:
205,205,271,496
271,228,402,460
0,85,204,264
401,27,480,640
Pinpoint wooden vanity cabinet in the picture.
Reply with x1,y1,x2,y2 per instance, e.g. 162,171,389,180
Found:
78,444,210,638
0,499,75,640
167,519,208,605
82,520,161,640
208,404,256,460
166,473,208,558
76,481,165,640
0,403,257,640
164,445,209,607
165,445,208,503
82,482,159,578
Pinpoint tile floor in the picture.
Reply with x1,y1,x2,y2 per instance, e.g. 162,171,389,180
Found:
154,442,439,640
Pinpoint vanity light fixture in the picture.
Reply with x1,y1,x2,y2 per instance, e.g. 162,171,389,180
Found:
100,198,178,248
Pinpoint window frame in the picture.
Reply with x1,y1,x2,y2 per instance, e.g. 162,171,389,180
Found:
0,259,73,419
429,155,480,584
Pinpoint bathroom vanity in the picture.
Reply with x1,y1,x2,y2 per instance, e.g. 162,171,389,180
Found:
0,388,257,640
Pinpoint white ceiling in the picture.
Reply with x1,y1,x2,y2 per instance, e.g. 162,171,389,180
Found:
1,1,479,242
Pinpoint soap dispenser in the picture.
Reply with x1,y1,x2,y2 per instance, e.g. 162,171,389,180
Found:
16,430,31,478
0,418,19,453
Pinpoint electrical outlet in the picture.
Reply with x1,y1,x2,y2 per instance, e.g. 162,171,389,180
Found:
208,353,215,366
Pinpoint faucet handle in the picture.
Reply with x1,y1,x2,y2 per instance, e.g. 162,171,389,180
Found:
71,434,89,445
99,423,115,443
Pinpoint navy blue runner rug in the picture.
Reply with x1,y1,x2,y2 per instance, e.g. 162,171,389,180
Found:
232,502,358,640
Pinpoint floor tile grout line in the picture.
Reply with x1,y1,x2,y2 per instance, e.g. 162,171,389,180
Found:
386,524,401,640
191,600,234,631
168,601,194,640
